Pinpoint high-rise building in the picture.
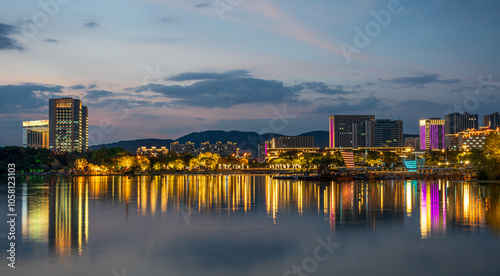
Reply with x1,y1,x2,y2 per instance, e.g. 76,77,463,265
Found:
22,120,49,149
365,119,404,147
329,115,375,148
420,118,445,150
484,112,500,129
353,119,403,148
444,112,478,134
352,122,367,149
49,98,88,153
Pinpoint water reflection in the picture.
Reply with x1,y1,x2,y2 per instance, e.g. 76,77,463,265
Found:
17,175,500,257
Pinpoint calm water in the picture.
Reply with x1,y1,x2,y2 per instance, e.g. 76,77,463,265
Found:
1,175,499,276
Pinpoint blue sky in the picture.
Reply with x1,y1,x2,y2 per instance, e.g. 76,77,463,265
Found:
1,0,499,146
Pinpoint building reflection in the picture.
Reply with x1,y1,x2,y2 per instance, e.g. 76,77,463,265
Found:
20,175,500,258
21,177,89,257
48,177,89,256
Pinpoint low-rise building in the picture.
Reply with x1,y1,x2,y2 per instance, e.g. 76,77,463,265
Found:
22,120,50,149
458,127,500,150
136,146,169,157
170,142,196,154
261,136,316,157
405,137,420,150
198,141,238,157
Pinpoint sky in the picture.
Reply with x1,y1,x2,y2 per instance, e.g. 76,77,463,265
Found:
1,0,500,146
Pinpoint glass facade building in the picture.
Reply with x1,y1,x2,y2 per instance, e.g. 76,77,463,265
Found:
49,98,88,153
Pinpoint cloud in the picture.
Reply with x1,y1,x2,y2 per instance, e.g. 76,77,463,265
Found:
0,23,24,50
70,84,86,90
194,3,211,8
313,96,383,114
293,82,356,95
135,77,297,108
83,22,100,28
44,39,59,43
0,83,63,113
388,73,462,88
133,70,357,108
87,98,171,109
167,70,251,81
84,90,114,100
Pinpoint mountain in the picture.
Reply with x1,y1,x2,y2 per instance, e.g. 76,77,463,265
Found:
90,130,413,153
298,130,329,148
176,130,284,147
89,131,285,154
90,138,174,153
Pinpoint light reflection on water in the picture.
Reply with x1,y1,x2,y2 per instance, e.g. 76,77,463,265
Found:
2,175,500,276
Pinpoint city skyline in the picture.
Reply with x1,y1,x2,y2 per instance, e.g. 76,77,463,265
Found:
1,0,500,146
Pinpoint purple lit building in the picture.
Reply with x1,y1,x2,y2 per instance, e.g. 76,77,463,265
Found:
420,118,445,150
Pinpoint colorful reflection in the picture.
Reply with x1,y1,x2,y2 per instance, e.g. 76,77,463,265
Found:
22,177,89,257
19,175,500,258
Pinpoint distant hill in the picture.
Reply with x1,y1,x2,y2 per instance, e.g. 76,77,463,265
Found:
90,138,174,153
90,130,414,153
298,130,329,148
90,130,285,154
176,130,284,147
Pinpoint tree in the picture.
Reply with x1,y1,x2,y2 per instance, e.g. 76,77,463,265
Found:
51,159,62,171
366,150,382,166
73,158,89,172
137,157,151,172
168,160,185,171
298,153,317,175
117,155,135,171
383,152,399,168
189,158,200,170
471,133,500,180
484,133,500,159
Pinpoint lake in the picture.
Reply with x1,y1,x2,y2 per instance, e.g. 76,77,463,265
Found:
1,175,499,276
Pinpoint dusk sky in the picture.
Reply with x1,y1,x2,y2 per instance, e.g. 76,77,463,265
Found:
1,0,499,146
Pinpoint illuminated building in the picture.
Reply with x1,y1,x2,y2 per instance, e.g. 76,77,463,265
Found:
169,141,196,154
271,136,314,148
420,118,445,150
198,141,238,156
136,146,169,157
405,136,420,150
264,146,320,158
22,120,49,149
445,134,459,150
484,112,500,129
329,115,375,148
49,98,88,153
353,119,403,148
448,127,500,150
444,112,478,134
262,136,317,157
